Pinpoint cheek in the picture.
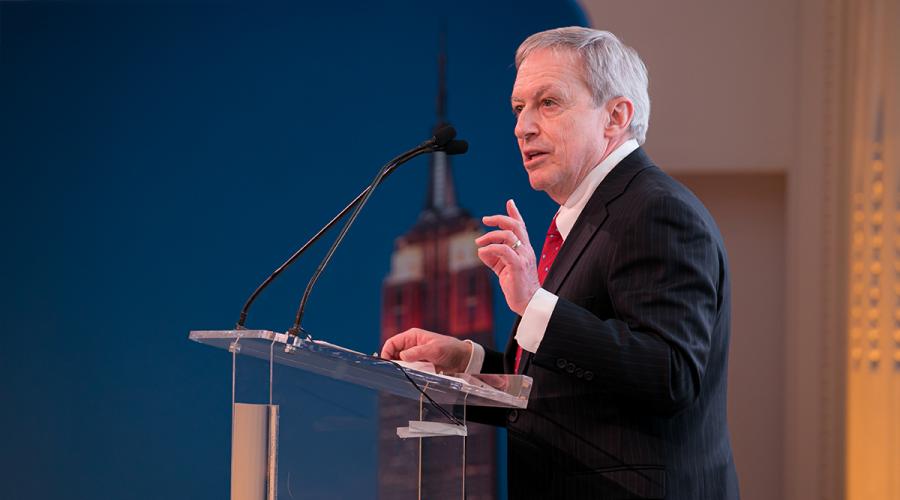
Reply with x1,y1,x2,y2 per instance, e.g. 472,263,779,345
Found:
553,117,581,152
569,122,599,158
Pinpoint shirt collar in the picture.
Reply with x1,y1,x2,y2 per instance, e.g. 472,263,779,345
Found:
555,139,639,240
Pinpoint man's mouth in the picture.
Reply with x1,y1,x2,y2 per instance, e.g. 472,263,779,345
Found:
523,151,549,166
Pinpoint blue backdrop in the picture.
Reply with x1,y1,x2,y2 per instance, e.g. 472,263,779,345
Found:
0,2,586,498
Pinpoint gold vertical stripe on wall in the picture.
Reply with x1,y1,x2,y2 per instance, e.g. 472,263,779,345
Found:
846,0,900,497
888,0,900,494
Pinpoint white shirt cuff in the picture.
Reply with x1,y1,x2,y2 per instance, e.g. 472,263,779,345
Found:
463,340,485,374
514,288,558,353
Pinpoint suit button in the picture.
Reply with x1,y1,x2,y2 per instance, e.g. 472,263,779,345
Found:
575,368,584,378
556,358,567,369
584,371,594,381
508,410,519,423
566,362,576,373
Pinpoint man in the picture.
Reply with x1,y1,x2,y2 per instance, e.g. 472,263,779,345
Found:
381,27,739,499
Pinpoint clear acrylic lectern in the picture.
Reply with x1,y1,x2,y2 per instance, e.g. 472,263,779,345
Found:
190,329,532,500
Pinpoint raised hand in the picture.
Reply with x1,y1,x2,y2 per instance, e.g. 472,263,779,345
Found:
476,199,541,316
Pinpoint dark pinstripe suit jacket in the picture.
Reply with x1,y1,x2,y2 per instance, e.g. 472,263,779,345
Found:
476,148,740,499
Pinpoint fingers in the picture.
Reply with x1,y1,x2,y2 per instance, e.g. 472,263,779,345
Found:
483,199,529,245
475,229,519,247
478,242,541,315
380,329,422,359
482,214,523,236
483,215,530,249
477,248,504,275
381,328,453,363
400,338,471,373
477,243,520,273
380,334,403,359
398,345,430,362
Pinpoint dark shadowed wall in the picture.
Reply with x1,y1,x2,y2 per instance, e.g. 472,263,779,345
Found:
0,2,586,499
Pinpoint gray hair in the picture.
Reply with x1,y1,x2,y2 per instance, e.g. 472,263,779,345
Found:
515,27,650,144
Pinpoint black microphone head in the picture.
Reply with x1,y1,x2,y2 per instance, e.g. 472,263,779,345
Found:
431,124,456,147
443,139,468,155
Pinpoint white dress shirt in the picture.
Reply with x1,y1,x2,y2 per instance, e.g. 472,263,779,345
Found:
464,139,640,374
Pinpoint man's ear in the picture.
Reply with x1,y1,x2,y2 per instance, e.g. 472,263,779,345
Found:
604,97,634,138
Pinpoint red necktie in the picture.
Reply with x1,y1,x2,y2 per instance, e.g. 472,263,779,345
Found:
514,215,563,372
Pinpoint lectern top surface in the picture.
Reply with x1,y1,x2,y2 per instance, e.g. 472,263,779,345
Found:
189,329,531,408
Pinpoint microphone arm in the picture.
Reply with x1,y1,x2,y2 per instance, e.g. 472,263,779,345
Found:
237,189,362,329
286,145,433,336
235,127,460,330
287,138,467,337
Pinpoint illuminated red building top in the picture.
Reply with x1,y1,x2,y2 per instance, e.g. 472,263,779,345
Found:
377,37,497,500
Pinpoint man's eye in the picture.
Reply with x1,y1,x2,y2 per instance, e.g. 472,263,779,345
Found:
542,99,556,107
512,106,523,116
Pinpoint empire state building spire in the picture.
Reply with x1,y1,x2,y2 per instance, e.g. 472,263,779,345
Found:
379,26,497,500
419,28,460,223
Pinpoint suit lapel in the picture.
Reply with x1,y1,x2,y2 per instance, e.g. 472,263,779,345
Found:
543,147,655,295
504,148,655,374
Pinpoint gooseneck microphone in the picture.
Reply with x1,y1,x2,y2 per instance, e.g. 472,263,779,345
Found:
423,124,456,149
235,125,466,330
442,139,468,156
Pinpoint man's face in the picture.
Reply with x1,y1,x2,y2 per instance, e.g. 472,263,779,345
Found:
511,48,609,203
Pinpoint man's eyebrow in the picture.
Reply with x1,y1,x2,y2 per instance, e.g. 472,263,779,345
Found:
511,84,557,104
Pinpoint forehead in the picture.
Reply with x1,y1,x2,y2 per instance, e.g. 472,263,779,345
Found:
512,48,588,100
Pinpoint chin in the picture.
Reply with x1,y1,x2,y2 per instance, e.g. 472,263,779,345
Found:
527,174,545,192
526,171,554,193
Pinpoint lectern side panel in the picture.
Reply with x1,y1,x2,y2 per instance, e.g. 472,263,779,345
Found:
233,344,273,406
377,396,421,500
269,361,377,498
378,397,497,500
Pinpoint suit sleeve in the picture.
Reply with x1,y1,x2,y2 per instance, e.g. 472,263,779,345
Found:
531,195,721,415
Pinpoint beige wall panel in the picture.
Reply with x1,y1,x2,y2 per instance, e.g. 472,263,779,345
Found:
578,0,796,173
676,173,786,500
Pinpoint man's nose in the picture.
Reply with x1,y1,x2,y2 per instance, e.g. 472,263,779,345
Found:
514,108,539,141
